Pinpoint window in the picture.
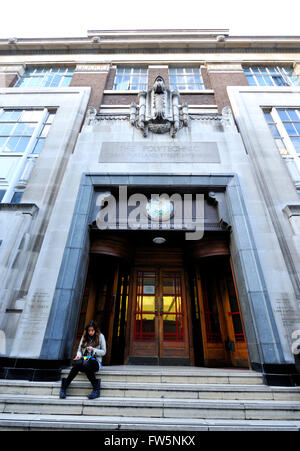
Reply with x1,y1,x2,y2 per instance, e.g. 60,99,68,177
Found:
264,108,300,155
169,67,204,91
15,67,74,88
0,108,56,203
113,67,148,91
0,109,55,155
244,66,299,87
32,111,56,154
264,108,300,193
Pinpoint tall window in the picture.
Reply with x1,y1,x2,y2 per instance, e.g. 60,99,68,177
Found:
264,108,300,195
113,67,148,91
169,67,204,91
15,67,74,88
264,108,300,155
0,108,56,203
244,66,299,87
0,109,55,155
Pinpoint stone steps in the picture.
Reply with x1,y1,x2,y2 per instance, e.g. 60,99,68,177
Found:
1,394,300,421
1,366,300,431
0,413,300,431
61,366,264,385
1,379,300,401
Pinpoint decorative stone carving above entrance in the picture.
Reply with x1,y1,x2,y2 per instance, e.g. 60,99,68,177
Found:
129,76,189,138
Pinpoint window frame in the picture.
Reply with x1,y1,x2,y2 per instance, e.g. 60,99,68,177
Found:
0,108,54,203
15,67,74,89
169,67,204,91
113,67,148,91
264,107,300,176
244,65,298,87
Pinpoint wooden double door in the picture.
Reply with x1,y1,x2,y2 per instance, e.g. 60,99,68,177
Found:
128,268,190,365
75,253,249,368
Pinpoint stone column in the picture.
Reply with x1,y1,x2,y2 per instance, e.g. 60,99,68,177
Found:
0,64,25,88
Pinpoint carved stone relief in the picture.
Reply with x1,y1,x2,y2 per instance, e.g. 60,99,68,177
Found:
129,76,189,138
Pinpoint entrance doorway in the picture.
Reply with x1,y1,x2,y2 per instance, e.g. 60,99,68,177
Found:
129,268,190,365
74,231,249,368
189,257,249,368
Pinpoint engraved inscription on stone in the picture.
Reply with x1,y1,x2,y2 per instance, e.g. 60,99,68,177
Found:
99,142,220,163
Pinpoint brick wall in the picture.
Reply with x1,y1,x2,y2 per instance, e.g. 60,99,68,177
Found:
148,66,170,89
207,64,248,112
102,93,138,105
70,64,110,109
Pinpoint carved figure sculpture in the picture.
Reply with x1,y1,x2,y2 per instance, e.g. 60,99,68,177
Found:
130,76,189,138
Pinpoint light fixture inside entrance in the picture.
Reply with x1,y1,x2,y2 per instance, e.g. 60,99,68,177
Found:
153,237,166,244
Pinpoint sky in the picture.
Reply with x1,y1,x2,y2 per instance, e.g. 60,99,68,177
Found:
0,0,300,39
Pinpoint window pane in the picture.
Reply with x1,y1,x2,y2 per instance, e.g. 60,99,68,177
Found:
6,137,19,151
246,76,257,86
32,138,45,154
0,110,21,121
291,137,300,153
294,123,300,135
283,122,296,135
0,190,6,202
278,110,290,121
273,76,288,86
27,77,43,88
257,77,267,86
14,123,35,136
17,137,30,152
287,110,300,121
0,123,15,135
50,75,61,87
11,192,23,204
269,124,280,138
0,137,7,149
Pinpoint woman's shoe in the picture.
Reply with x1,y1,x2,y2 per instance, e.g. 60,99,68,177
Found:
88,379,101,399
59,378,68,399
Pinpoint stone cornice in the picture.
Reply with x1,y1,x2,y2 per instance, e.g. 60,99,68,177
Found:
0,29,300,53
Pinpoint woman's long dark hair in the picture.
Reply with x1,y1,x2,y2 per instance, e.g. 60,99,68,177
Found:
82,320,100,348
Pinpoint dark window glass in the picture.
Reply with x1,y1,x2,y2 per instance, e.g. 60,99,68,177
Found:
11,192,23,204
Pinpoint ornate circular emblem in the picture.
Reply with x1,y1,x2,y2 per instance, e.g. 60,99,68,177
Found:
146,197,174,221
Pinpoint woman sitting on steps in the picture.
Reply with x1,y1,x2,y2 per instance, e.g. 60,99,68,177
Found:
60,320,106,400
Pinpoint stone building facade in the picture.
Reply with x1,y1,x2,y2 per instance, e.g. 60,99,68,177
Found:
0,29,300,385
